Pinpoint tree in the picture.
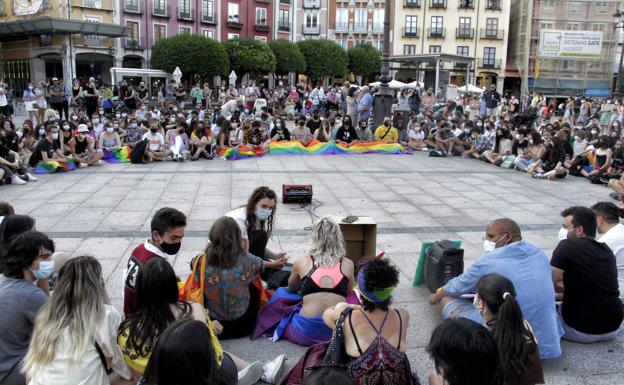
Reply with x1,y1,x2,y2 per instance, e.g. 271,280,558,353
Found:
223,38,276,76
297,40,348,82
348,44,381,80
268,39,306,75
151,34,229,82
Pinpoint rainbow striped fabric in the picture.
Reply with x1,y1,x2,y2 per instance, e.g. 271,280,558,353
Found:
34,159,77,174
103,146,132,164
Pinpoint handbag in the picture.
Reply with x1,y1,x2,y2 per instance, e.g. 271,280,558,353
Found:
322,307,352,367
178,253,206,306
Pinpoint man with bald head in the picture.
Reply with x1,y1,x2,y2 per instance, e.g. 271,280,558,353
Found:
428,218,563,359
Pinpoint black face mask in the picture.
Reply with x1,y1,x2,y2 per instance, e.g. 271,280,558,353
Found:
384,121,390,127
150,128,158,133
160,240,181,255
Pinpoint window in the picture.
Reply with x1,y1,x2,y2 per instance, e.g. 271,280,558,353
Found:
336,39,347,48
592,24,606,33
540,22,553,30
179,26,191,34
485,18,498,34
336,8,348,30
457,46,469,56
483,47,496,65
355,8,367,30
566,23,580,31
203,29,214,38
431,16,443,34
429,45,441,53
305,13,318,27
595,2,609,13
154,0,166,13
228,2,239,20
125,0,138,11
179,0,191,15
404,44,416,54
458,16,471,35
202,0,214,18
542,0,554,11
228,33,239,39
372,9,384,31
84,16,102,45
154,24,167,42
255,36,267,41
373,40,383,51
256,8,267,24
126,20,140,44
279,9,290,29
567,1,581,13
405,15,418,32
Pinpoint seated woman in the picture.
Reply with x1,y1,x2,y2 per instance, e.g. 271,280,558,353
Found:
270,118,291,141
322,258,413,385
483,126,512,165
515,131,546,172
199,216,284,340
254,217,354,346
530,131,567,180
190,123,214,160
98,122,122,152
313,119,332,143
23,255,133,385
582,135,613,179
474,273,544,385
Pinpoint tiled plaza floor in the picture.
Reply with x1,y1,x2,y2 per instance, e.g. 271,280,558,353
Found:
1,151,622,384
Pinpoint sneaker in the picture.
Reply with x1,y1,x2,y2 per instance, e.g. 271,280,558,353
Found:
18,174,28,182
78,162,88,169
532,173,546,179
191,153,200,161
171,156,178,162
11,175,26,185
96,160,103,166
238,361,263,385
26,173,38,182
177,154,184,162
610,192,620,201
261,354,286,385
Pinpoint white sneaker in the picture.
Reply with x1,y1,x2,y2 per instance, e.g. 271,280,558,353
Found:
238,361,263,385
261,354,286,384
11,175,26,185
26,173,38,182
96,160,103,166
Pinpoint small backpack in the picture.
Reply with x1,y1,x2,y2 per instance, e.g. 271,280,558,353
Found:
131,139,149,164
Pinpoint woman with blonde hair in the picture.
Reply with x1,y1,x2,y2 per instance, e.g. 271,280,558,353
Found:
22,256,132,385
253,216,355,346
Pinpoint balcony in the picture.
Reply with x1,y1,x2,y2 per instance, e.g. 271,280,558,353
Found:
254,21,270,32
123,1,144,13
404,0,420,7
427,27,445,38
201,11,218,24
256,0,271,3
303,0,320,8
280,0,290,3
278,24,290,31
402,27,419,38
72,0,115,10
335,22,349,33
178,9,193,21
457,0,474,9
75,35,114,47
454,61,469,68
303,24,320,34
430,0,446,9
123,37,145,50
485,0,501,10
353,23,367,33
152,5,171,17
370,22,383,33
228,18,243,29
478,58,501,69
455,27,474,38
480,28,504,40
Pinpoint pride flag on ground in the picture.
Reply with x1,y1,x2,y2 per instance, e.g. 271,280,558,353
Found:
34,159,77,174
103,146,132,164
218,145,265,160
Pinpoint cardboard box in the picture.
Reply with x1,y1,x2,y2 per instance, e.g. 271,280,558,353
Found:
331,216,377,267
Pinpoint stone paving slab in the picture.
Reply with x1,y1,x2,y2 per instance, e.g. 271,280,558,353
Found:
0,150,621,385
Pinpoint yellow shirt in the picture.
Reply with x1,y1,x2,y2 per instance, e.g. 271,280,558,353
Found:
374,125,398,142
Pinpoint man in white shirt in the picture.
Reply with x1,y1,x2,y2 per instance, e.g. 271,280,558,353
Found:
142,121,171,161
592,202,624,301
221,98,242,119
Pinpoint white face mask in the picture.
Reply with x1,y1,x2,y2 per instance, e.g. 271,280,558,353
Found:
16,130,23,139
483,239,497,253
106,127,114,133
558,227,569,241
39,128,45,136
515,133,520,140
51,133,59,140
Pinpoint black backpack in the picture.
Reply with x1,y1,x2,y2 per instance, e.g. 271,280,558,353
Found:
131,139,149,164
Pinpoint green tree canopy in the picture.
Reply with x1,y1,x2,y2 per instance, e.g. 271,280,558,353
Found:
267,39,306,75
348,44,381,79
223,38,277,76
151,34,229,81
297,40,348,82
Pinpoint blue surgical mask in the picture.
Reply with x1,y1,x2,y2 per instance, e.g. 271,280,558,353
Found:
32,260,55,280
255,208,272,221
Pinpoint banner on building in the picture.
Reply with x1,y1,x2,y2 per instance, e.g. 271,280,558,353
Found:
14,0,47,16
538,29,603,59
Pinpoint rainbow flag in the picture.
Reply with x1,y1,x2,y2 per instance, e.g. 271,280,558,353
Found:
218,145,265,160
34,159,77,174
103,146,132,164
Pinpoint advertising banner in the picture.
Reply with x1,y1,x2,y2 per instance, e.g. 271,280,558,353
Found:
538,29,603,59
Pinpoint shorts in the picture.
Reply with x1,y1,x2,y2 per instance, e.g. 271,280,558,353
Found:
487,107,498,117
442,298,484,324
557,305,619,343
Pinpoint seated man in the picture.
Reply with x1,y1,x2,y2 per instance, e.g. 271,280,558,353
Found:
462,127,493,159
373,116,398,143
428,218,563,359
592,202,624,301
0,136,35,185
291,116,313,146
552,206,623,343
354,120,373,142
434,122,456,156
28,125,69,168
608,175,624,210
123,207,187,315
68,124,103,168
142,121,171,162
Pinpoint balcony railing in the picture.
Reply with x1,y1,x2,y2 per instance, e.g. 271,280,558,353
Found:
478,58,501,69
430,0,446,9
254,22,270,32
123,1,143,13
457,0,474,9
278,24,290,31
303,0,320,8
303,24,320,34
402,27,419,37
201,11,217,24
427,27,445,38
72,0,114,10
256,0,271,3
335,22,349,32
370,22,383,33
480,28,504,40
280,0,290,3
152,4,171,17
353,23,367,32
404,0,420,7
123,37,145,50
485,0,501,10
228,19,243,29
178,9,193,21
75,35,114,47
455,27,474,38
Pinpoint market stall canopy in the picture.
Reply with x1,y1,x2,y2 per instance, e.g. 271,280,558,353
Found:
369,79,408,89
457,84,484,93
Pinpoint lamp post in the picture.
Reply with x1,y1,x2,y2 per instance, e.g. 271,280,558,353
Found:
614,10,624,99
372,0,393,128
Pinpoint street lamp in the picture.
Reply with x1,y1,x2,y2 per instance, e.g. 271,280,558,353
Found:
372,0,393,128
613,10,624,98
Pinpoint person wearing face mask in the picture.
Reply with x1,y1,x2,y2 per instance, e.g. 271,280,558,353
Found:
291,116,313,145
29,125,69,169
165,121,190,161
551,206,623,343
591,202,624,302
68,124,103,168
98,123,122,153
0,231,57,385
142,121,171,162
269,118,291,142
373,116,399,143
124,119,144,149
83,77,99,117
353,119,373,143
428,218,563,359
334,116,358,145
123,207,187,316
23,83,39,124
305,112,321,135
0,132,35,185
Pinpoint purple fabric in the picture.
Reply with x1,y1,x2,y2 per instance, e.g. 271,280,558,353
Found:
251,287,302,340
347,290,363,305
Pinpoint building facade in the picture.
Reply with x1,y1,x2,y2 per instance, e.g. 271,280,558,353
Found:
328,0,394,52
220,0,274,41
294,0,329,41
274,0,293,40
392,0,510,91
508,0,621,98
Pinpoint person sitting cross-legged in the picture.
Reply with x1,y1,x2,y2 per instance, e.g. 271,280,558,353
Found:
427,218,563,359
68,124,103,168
142,120,171,162
551,206,623,343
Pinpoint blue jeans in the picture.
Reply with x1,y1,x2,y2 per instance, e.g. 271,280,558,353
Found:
442,298,484,324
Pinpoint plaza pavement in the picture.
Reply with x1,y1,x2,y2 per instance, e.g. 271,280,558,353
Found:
0,148,622,384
